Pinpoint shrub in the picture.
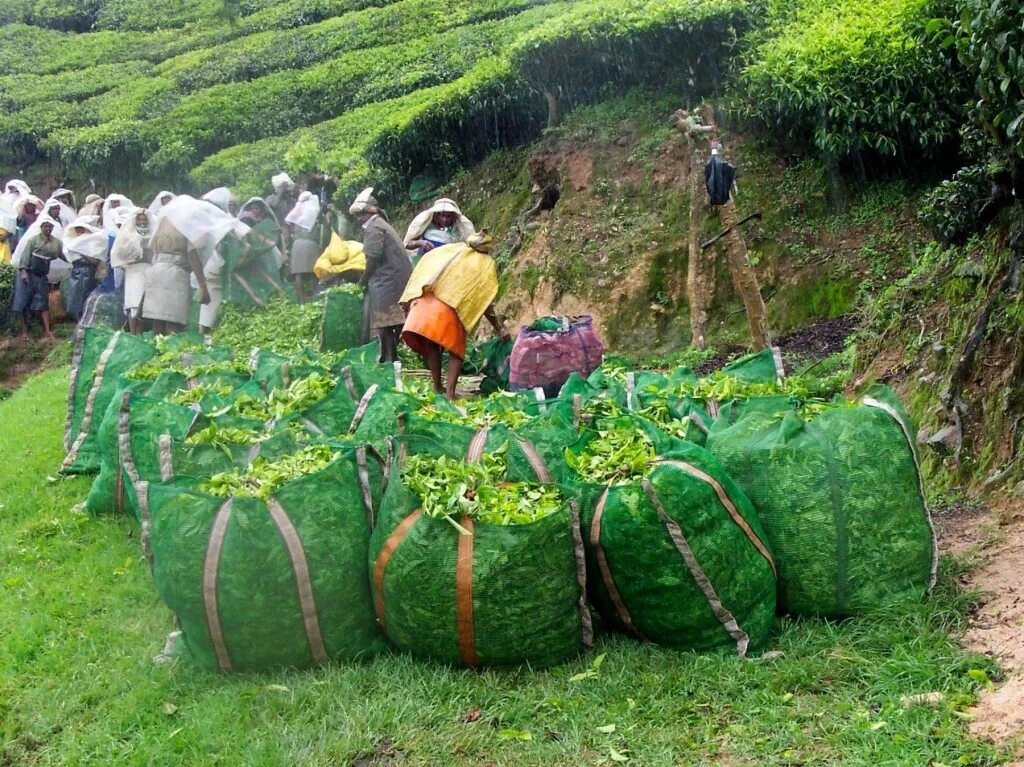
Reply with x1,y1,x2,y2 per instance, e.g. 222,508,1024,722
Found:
917,164,990,243
738,0,967,160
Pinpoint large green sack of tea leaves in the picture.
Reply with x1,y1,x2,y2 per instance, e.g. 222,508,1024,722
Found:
705,385,937,617
721,347,785,383
148,445,387,672
62,328,158,474
478,336,514,395
319,285,365,353
565,417,776,655
369,436,592,668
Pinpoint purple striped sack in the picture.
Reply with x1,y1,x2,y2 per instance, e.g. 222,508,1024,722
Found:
509,315,604,398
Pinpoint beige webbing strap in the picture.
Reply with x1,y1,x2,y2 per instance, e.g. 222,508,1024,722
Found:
114,459,125,514
266,499,329,665
642,479,751,657
626,372,637,412
772,346,786,383
254,264,284,293
373,510,422,635
466,428,490,464
688,412,710,435
656,460,776,574
516,439,552,483
533,387,547,412
158,434,174,482
302,418,326,436
185,377,198,391
248,346,260,371
573,394,583,429
862,396,939,591
117,391,153,565
180,352,194,369
569,500,595,649
62,331,122,471
64,322,88,452
355,447,375,528
393,362,404,392
247,441,262,463
590,488,645,639
281,363,291,388
455,517,479,667
707,400,720,420
232,273,262,305
202,500,234,672
342,366,358,400
348,384,379,434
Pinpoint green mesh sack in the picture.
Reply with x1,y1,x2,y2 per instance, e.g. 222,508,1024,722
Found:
478,336,514,395
705,385,937,617
80,291,126,330
559,369,628,409
62,328,158,475
84,379,153,516
223,236,286,308
319,287,365,353
567,436,776,656
368,437,593,669
148,448,388,672
338,360,404,399
721,347,785,383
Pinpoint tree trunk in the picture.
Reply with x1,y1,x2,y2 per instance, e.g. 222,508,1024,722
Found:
686,140,712,349
544,90,561,129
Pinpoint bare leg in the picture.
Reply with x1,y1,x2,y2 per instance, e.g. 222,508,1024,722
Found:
20,313,29,340
293,275,307,303
41,310,56,340
379,327,398,363
423,342,443,393
445,354,464,400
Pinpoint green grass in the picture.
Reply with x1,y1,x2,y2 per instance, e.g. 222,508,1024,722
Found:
0,367,1008,765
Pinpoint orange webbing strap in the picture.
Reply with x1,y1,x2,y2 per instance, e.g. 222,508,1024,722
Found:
372,510,422,636
455,517,479,668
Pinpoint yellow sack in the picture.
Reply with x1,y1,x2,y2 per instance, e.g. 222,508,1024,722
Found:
400,240,498,333
0,227,11,264
313,232,366,280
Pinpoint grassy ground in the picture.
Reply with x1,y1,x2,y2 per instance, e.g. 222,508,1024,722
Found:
0,366,1009,766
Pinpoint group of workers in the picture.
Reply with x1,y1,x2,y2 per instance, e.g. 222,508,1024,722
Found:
1,174,509,398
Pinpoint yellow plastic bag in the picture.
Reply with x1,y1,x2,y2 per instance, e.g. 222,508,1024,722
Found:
313,232,366,280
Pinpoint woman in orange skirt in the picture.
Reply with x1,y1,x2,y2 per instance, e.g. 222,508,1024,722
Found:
401,233,509,399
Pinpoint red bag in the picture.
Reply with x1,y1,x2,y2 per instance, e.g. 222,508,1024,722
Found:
509,315,604,398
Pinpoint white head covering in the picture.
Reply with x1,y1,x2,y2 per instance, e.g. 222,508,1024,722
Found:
158,194,250,251
286,191,321,231
239,196,279,225
403,197,475,249
110,207,156,269
43,197,76,228
3,179,30,208
102,194,134,235
13,213,64,270
148,190,176,216
78,194,103,217
271,172,295,192
64,218,107,264
0,203,16,234
348,187,378,216
50,187,76,208
18,195,44,218
201,187,236,214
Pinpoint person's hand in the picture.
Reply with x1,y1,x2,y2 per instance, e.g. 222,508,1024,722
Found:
420,240,435,252
19,270,29,285
499,327,512,342
199,287,211,305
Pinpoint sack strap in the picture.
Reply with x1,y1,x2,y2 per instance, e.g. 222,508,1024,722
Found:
862,396,939,591
342,366,358,400
64,322,89,452
62,330,122,472
202,499,235,672
355,446,375,528
642,478,751,657
569,499,595,649
348,384,379,435
373,509,422,636
159,434,174,482
589,487,645,640
456,517,479,668
117,390,153,566
465,428,490,464
267,499,329,665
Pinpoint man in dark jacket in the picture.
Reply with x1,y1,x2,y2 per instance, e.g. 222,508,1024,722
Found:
349,187,413,363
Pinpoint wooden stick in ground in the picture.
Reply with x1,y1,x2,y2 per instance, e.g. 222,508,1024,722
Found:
717,199,770,350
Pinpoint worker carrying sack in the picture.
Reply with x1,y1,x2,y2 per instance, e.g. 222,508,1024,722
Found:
705,385,938,617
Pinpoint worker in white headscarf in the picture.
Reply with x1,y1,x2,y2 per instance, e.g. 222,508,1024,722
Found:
285,190,327,303
50,187,76,210
102,194,134,237
267,172,297,261
12,215,64,340
3,179,30,209
43,197,76,228
63,218,107,321
147,191,176,217
78,194,103,217
202,187,238,216
403,198,475,259
111,207,156,334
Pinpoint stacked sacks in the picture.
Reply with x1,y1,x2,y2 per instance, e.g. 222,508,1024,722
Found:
706,385,937,617
62,326,159,474
369,432,592,668
565,414,776,656
148,443,388,671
